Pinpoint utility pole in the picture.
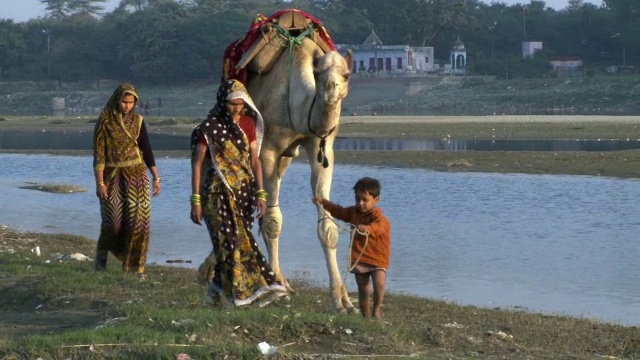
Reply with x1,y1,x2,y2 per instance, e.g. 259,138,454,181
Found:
522,7,527,41
41,29,50,78
488,22,497,58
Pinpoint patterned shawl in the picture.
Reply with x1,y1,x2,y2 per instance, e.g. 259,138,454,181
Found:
93,83,143,171
190,79,265,194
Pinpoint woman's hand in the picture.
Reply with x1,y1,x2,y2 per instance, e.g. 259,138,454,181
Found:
96,183,108,200
152,178,161,197
191,204,202,225
255,199,267,219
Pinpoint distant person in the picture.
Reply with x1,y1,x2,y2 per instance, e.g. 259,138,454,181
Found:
92,83,161,280
312,177,391,319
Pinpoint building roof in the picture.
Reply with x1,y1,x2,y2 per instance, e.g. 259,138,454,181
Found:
363,29,383,46
451,36,465,51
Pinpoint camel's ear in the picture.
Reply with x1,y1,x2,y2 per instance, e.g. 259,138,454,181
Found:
344,49,353,71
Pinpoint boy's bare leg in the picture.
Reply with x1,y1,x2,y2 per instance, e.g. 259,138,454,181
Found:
371,270,386,319
354,273,371,318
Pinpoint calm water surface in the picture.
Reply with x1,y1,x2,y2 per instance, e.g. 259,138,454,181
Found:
0,154,638,326
2,130,640,152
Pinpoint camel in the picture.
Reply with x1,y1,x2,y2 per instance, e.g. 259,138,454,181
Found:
244,34,354,312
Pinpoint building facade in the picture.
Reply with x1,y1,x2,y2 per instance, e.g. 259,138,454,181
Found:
336,30,436,76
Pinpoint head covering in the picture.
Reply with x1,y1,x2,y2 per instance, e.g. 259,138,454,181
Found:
189,79,265,208
103,83,139,113
210,79,264,154
226,80,250,102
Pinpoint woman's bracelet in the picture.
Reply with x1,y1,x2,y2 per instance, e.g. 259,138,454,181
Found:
153,178,161,183
255,190,268,201
190,194,201,206
97,182,105,186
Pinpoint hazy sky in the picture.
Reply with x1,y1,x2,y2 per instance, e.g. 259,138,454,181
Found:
2,0,604,22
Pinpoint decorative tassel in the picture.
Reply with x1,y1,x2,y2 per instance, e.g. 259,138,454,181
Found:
317,137,326,164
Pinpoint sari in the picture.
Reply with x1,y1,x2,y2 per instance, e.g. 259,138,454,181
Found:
192,79,286,307
93,83,154,273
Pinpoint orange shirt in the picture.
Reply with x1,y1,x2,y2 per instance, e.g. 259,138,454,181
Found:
321,203,391,269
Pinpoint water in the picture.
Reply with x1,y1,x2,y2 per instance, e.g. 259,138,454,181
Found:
3,130,640,152
0,154,639,326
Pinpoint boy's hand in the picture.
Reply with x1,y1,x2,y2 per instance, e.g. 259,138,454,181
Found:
357,225,370,234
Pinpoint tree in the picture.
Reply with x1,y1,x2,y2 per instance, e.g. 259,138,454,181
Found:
604,0,640,65
40,0,108,19
0,20,26,79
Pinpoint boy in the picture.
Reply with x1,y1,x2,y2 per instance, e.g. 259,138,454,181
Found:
313,177,391,319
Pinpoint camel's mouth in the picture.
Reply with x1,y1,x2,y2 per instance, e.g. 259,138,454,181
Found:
321,83,348,105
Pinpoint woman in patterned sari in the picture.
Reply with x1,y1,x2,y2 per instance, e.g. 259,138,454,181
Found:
190,79,287,307
93,83,161,278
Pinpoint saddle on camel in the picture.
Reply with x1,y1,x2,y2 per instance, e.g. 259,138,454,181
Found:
222,9,337,84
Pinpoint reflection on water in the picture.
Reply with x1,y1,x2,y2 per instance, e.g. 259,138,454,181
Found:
1,154,639,326
2,130,640,152
334,138,640,152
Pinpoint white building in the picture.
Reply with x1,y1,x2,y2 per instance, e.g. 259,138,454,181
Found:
522,41,543,59
550,56,583,77
449,36,467,75
336,30,436,76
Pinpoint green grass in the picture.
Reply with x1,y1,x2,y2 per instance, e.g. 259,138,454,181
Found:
0,227,638,359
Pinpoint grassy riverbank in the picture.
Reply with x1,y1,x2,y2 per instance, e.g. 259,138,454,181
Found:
1,226,638,359
1,115,640,358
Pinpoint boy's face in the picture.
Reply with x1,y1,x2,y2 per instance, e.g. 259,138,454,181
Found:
354,190,379,213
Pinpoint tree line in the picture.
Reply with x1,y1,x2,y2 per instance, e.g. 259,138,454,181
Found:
0,0,638,83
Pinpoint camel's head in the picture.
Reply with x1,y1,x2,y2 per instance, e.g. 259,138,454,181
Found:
313,49,352,105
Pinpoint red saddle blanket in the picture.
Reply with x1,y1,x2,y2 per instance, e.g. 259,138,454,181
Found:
222,9,336,84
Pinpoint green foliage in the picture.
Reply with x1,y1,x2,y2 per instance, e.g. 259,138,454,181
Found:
0,0,635,82
40,0,108,19
0,20,26,79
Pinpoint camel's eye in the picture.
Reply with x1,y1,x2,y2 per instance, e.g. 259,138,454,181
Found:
343,73,351,80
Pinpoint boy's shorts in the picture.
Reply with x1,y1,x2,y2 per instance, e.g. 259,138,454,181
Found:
351,263,387,274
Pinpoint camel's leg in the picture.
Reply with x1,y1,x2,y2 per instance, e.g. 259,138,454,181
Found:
259,148,292,291
304,139,355,313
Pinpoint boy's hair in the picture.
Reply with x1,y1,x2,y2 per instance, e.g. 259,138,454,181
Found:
353,177,381,197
